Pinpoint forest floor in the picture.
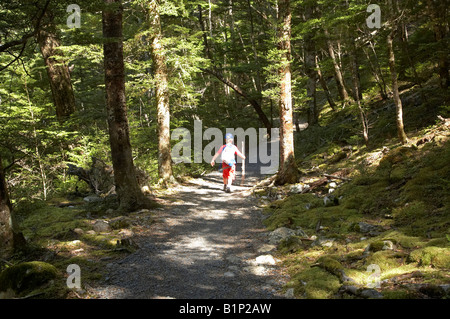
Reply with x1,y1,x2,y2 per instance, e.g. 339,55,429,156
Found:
89,168,291,299
2,81,449,300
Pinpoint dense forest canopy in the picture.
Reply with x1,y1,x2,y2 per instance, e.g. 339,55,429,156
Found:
0,0,448,300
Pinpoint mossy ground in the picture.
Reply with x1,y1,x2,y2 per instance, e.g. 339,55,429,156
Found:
1,192,161,298
262,83,450,299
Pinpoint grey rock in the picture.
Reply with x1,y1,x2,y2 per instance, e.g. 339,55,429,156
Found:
268,227,296,245
290,183,308,194
358,222,379,233
255,255,276,265
311,237,335,248
244,265,266,276
382,240,394,250
323,195,338,207
224,272,235,278
93,220,111,232
295,227,308,237
284,288,295,298
73,228,84,235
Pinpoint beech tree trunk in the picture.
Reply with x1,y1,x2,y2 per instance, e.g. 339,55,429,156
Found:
275,0,299,185
0,155,25,257
103,0,152,212
0,154,14,257
362,42,388,99
387,30,408,145
316,55,336,111
303,3,318,125
148,0,174,185
324,29,349,102
350,41,369,145
37,10,76,123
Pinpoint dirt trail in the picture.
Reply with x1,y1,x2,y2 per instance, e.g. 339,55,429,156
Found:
92,162,289,299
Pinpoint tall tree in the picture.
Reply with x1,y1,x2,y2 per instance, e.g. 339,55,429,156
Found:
37,7,76,123
0,154,14,257
103,0,153,212
0,155,25,257
275,0,299,185
147,0,174,185
387,0,408,145
198,3,272,132
303,1,319,125
324,28,349,103
350,39,369,145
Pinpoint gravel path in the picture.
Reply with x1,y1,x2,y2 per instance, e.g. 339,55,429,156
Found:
92,162,289,299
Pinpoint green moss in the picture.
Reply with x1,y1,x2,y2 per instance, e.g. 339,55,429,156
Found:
425,237,450,248
317,256,344,274
279,236,303,253
392,202,450,237
290,267,341,299
20,205,89,240
364,251,403,272
382,288,420,299
264,192,361,235
377,232,419,248
0,261,59,295
367,241,391,252
408,247,450,268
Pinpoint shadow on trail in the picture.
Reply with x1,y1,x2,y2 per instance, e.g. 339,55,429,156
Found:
95,154,285,299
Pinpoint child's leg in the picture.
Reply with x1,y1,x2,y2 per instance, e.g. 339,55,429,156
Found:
227,165,235,187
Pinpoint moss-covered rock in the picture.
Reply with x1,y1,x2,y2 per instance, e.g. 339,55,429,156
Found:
407,247,450,268
290,266,341,299
365,250,403,271
0,261,59,296
279,236,303,253
317,256,344,274
366,240,395,252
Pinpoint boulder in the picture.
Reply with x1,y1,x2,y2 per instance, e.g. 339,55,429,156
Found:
254,255,277,266
357,222,380,234
0,261,58,297
311,237,335,248
268,227,306,245
93,220,111,232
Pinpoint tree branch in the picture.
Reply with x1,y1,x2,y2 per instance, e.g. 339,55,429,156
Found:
0,0,51,53
201,67,272,131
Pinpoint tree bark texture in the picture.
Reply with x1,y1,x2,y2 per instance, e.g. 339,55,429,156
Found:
350,41,369,145
387,30,408,145
0,155,25,257
37,10,76,123
103,0,149,212
148,0,174,184
0,154,14,257
275,0,299,185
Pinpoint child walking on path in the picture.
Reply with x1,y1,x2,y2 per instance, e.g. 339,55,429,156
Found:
210,133,246,193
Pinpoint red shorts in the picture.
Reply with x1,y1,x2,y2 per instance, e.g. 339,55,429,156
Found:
222,162,236,180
